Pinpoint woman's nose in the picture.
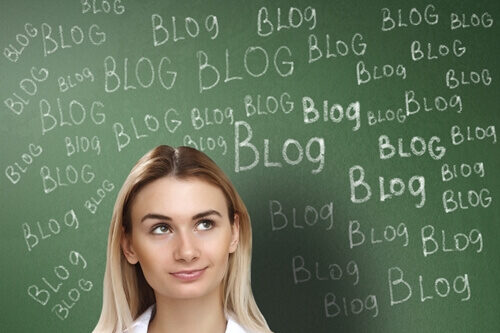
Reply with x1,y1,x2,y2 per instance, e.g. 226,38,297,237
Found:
173,231,200,262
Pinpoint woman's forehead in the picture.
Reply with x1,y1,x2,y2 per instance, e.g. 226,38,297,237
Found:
130,176,228,219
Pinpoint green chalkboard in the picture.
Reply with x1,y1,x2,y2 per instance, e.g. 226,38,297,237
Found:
1,0,499,332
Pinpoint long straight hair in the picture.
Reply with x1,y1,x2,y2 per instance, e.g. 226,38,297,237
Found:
93,145,271,332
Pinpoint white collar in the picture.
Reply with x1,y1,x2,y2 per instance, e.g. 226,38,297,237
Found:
126,305,248,333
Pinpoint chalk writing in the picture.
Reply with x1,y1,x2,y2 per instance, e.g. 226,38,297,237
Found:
197,45,294,93
405,90,463,117
152,14,219,46
235,120,325,174
23,209,79,252
57,67,95,93
292,255,359,285
104,55,177,92
64,135,101,157
257,6,316,37
348,221,409,249
40,99,105,135
5,143,43,185
367,107,407,126
356,61,406,85
421,226,483,257
388,267,471,305
3,23,38,62
450,12,494,30
324,293,379,318
40,163,96,194
41,23,106,57
244,92,294,117
81,0,125,15
269,199,334,231
378,134,446,160
442,188,492,213
445,68,492,89
302,97,360,131
450,124,497,146
4,67,49,115
183,134,227,156
410,39,466,61
112,110,182,152
308,33,366,64
84,179,115,214
27,250,93,321
381,5,439,31
191,106,234,130
441,161,485,182
349,165,426,208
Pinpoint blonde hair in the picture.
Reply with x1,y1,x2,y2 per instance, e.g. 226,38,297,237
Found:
93,145,271,332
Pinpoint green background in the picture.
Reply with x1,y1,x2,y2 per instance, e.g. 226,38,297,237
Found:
1,0,499,332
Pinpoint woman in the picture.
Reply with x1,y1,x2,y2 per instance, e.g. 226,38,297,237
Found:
93,145,272,333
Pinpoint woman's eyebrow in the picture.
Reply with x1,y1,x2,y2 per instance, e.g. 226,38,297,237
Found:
140,209,222,223
140,213,171,223
192,209,222,220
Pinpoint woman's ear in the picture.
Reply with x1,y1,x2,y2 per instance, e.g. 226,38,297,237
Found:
121,227,139,264
229,214,240,253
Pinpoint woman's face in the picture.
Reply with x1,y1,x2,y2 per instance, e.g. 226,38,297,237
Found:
121,176,239,302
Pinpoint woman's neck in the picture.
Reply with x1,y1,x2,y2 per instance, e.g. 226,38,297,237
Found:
148,289,227,333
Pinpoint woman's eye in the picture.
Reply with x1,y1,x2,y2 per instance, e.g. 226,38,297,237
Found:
197,219,214,231
152,224,171,234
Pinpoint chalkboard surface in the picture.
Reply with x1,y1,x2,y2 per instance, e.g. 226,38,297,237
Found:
1,0,499,332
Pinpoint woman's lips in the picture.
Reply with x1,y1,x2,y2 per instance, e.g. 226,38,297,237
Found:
170,268,206,281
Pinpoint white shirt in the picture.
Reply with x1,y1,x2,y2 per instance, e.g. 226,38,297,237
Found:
126,305,248,333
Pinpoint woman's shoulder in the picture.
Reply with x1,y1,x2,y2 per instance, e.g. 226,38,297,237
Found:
226,314,249,333
125,305,251,333
124,305,154,333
